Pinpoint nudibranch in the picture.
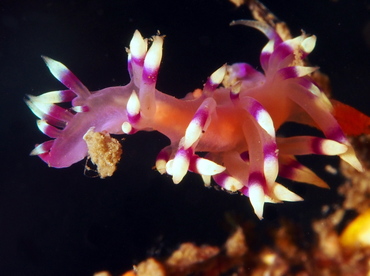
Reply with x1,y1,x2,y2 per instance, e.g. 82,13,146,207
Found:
25,20,362,218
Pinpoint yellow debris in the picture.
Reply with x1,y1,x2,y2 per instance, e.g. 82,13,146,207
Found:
83,128,122,178
340,208,370,249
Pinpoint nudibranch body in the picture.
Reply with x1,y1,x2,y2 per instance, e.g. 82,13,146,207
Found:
26,20,362,218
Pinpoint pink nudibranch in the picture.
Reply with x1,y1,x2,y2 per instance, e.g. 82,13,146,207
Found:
26,20,362,219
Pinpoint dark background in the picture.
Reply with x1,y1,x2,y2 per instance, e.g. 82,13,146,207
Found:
0,0,369,275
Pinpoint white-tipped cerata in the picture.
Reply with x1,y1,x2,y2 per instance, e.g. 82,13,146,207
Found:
169,147,192,184
129,30,147,60
144,35,163,72
210,64,227,85
273,183,303,202
127,90,141,118
249,183,265,220
301,35,316,54
223,176,243,192
183,98,216,149
42,56,70,83
193,157,226,176
121,122,133,134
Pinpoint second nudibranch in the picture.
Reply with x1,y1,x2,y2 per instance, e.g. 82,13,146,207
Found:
26,20,362,219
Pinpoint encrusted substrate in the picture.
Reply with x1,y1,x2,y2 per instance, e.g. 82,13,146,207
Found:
96,227,247,276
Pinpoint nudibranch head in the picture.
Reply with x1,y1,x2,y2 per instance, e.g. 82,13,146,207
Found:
26,20,362,219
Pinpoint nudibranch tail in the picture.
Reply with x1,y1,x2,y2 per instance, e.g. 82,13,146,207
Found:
26,21,363,218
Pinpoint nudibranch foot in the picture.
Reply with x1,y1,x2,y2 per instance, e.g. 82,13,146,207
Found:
26,21,363,218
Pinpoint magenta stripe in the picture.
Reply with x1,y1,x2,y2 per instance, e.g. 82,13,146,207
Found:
142,67,158,85
60,90,77,102
156,149,170,162
248,171,267,194
277,67,297,80
43,124,62,138
272,42,293,62
49,105,74,122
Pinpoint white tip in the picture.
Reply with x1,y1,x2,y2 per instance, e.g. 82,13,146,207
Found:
264,195,280,203
262,40,274,56
194,158,226,175
321,140,348,155
127,90,141,116
183,120,202,149
231,81,242,95
183,97,216,149
121,122,132,134
130,30,147,59
165,160,174,175
201,175,211,187
36,119,48,133
42,56,69,82
301,35,316,54
210,64,226,85
295,66,318,77
144,35,163,71
249,184,265,220
223,176,243,192
155,159,167,175
273,183,303,202
25,99,43,119
264,154,279,186
340,146,363,172
28,100,53,118
256,109,275,137
27,91,62,103
171,152,190,184
30,143,49,155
